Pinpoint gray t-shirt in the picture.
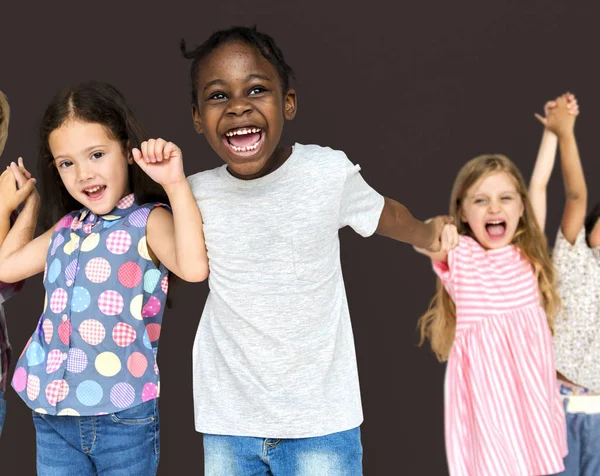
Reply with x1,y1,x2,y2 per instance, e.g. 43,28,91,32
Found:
188,143,385,438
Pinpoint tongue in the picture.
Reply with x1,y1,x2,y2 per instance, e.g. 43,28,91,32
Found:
487,224,505,237
229,132,260,148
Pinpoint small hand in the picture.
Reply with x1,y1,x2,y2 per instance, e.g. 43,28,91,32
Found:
0,157,37,215
544,93,579,137
132,138,185,187
535,92,579,128
425,216,458,253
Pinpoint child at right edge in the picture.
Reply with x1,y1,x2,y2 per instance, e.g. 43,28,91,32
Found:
529,93,600,476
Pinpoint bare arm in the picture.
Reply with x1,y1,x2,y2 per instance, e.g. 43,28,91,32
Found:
134,139,209,283
529,129,558,231
557,132,586,243
376,197,458,259
545,94,586,244
146,184,209,282
0,196,50,283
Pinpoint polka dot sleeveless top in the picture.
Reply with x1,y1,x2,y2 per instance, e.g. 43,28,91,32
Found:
12,194,169,416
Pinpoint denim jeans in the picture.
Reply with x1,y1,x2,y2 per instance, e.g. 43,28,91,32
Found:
0,391,5,438
203,426,363,475
552,396,600,476
32,398,159,476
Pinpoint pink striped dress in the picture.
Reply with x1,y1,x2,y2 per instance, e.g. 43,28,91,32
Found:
433,235,567,475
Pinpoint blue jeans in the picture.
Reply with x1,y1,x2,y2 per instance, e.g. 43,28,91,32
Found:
203,427,363,476
553,397,600,476
32,398,160,476
0,391,5,438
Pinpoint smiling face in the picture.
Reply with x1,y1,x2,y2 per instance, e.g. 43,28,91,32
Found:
191,41,297,179
459,171,525,249
49,120,132,215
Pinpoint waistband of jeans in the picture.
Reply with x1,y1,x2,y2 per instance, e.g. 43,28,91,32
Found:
562,394,600,414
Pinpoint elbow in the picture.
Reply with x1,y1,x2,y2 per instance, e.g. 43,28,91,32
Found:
179,265,209,283
565,190,587,203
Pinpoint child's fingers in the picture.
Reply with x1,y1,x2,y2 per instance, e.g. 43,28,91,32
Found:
163,141,178,160
154,138,167,161
131,148,148,171
10,161,28,188
534,113,547,126
146,139,156,162
14,177,36,202
140,141,149,162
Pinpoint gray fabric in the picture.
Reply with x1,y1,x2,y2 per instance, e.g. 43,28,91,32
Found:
188,143,385,438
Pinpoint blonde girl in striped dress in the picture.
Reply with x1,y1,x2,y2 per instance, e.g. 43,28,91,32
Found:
416,155,567,475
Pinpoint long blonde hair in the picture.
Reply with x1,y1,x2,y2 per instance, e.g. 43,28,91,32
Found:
0,91,9,156
419,154,560,361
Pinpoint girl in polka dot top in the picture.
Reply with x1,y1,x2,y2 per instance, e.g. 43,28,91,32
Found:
0,81,208,475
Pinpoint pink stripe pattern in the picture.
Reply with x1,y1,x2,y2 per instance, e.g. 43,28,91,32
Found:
433,235,567,475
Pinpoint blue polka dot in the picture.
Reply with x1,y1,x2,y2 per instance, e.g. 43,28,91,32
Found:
47,259,61,284
103,220,119,229
26,342,45,367
143,330,152,349
143,270,161,293
76,380,103,406
71,287,91,313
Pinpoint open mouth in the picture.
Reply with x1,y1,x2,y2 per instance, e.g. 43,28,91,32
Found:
223,126,264,155
83,185,106,200
485,219,506,239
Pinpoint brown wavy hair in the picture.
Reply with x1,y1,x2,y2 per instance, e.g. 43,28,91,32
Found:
0,91,9,156
418,154,560,361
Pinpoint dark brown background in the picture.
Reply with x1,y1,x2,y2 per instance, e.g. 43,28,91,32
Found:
1,0,599,474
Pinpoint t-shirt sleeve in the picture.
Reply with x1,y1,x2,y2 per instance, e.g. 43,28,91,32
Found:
337,154,385,237
552,227,590,286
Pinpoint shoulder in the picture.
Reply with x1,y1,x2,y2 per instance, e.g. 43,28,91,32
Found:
187,166,225,198
294,143,350,168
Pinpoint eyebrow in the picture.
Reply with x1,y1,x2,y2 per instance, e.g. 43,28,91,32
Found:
202,74,274,92
470,190,519,198
54,144,107,161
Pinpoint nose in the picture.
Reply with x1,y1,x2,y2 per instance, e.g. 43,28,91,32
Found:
226,97,253,117
488,199,501,214
75,162,95,183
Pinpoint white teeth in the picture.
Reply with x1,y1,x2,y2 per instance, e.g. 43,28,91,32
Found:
487,220,504,225
85,186,103,193
230,141,260,152
225,127,262,137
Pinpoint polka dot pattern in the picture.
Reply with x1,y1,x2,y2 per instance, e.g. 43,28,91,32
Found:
127,353,148,378
85,257,111,283
71,287,91,312
142,382,158,402
13,197,169,416
144,270,161,293
110,382,135,408
27,375,41,401
66,348,88,374
79,320,106,345
118,262,142,288
142,296,161,318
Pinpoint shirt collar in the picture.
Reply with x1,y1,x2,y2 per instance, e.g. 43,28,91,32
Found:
74,193,136,229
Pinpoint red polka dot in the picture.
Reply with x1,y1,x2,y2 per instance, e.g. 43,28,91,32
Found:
118,262,142,289
59,320,72,345
145,324,161,342
127,353,148,378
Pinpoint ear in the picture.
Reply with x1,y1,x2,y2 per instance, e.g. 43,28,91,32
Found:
284,89,297,120
125,141,135,165
192,104,204,135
